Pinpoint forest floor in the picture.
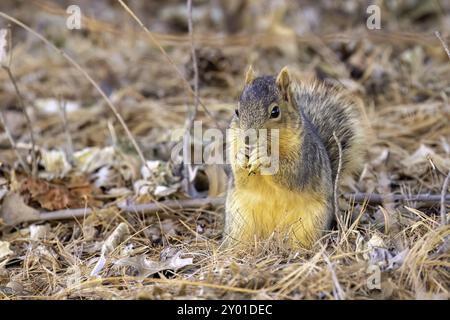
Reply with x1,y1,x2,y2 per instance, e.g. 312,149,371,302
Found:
0,0,449,299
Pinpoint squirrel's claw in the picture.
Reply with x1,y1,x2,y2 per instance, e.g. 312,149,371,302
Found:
236,148,249,169
247,162,260,175
247,155,272,175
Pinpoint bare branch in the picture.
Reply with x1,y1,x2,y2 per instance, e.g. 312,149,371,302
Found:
4,191,448,226
345,193,450,204
1,197,225,225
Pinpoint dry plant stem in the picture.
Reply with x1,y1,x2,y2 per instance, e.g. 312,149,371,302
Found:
332,132,344,230
440,171,450,225
12,197,225,224
322,251,345,300
435,31,450,60
9,193,449,225
0,12,147,168
58,99,74,163
187,0,199,117
183,0,199,195
118,197,224,215
345,193,450,204
117,0,220,127
0,112,31,175
2,66,37,177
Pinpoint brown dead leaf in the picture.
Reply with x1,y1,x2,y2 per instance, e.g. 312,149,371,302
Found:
0,192,40,225
19,177,102,210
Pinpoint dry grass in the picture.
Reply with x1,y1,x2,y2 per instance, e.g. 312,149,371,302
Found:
0,0,449,300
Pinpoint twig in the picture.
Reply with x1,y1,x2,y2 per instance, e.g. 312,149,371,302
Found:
2,65,37,177
0,197,225,225
0,111,31,175
187,0,199,118
440,171,450,225
118,197,224,215
344,193,450,204
58,98,74,163
322,251,345,300
3,191,449,226
332,132,344,230
0,12,147,168
117,0,220,127
435,31,450,60
183,0,199,196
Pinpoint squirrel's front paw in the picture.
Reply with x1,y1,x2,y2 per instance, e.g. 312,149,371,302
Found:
247,154,271,175
235,148,249,169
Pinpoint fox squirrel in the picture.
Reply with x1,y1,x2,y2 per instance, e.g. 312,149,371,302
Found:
224,66,366,248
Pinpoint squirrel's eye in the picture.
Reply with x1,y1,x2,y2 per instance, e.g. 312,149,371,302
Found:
270,106,280,119
235,109,239,117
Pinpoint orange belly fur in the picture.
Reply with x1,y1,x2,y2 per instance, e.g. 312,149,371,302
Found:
225,173,327,248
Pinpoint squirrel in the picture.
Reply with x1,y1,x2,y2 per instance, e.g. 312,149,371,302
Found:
224,66,366,248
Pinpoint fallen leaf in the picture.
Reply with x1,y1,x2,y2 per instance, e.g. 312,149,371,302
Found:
115,250,192,278
39,149,72,179
141,160,162,180
29,224,51,241
90,222,130,276
19,177,101,210
364,233,408,271
402,144,450,171
0,192,40,226
74,147,115,173
154,184,179,197
0,241,13,261
34,98,80,114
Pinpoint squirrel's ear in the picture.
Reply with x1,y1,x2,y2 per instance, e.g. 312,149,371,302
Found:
244,65,256,85
276,66,291,100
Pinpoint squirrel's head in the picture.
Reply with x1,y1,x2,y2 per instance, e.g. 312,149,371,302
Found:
235,66,301,131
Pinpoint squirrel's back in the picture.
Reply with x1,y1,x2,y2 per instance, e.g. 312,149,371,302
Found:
292,79,366,181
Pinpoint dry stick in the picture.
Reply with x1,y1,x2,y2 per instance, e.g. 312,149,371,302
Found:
4,192,449,226
0,12,147,168
435,31,450,60
183,0,199,196
322,251,345,300
332,132,344,231
58,99,74,163
2,66,38,177
117,0,220,128
0,111,31,175
434,31,450,226
10,198,225,225
187,0,199,117
440,172,450,225
344,193,450,204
